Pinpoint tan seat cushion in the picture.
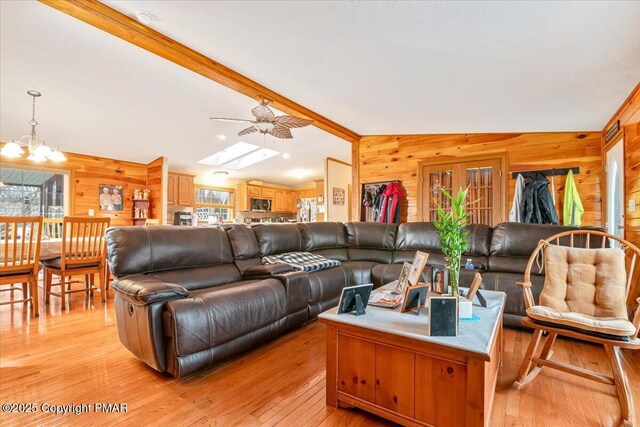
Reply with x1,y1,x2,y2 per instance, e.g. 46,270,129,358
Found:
527,305,636,336
540,244,627,318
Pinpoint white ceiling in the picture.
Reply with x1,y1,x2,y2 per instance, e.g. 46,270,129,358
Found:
1,1,639,186
104,0,640,134
0,1,351,185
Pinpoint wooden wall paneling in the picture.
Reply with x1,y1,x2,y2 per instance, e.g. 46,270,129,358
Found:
39,0,359,144
146,156,166,224
601,83,640,310
1,144,152,226
358,132,603,225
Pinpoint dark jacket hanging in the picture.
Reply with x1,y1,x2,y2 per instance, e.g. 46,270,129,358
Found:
519,172,559,225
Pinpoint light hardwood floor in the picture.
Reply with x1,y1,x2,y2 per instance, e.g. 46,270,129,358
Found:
0,286,638,427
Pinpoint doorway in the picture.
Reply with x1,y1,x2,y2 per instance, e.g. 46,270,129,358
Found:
605,138,625,239
419,154,506,226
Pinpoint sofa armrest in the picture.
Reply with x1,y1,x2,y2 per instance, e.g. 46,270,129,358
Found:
270,271,309,320
243,263,294,278
112,274,189,305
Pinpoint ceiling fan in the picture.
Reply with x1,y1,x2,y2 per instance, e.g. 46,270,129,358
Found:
210,97,313,139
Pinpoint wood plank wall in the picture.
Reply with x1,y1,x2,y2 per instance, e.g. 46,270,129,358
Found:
0,145,157,226
602,83,640,247
357,132,603,225
146,156,166,224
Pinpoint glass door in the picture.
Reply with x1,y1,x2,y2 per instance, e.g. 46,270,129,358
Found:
605,138,625,240
420,156,503,226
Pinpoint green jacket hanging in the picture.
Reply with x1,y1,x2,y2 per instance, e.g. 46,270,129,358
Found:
563,170,584,226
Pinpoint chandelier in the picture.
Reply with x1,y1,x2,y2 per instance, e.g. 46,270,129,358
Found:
1,90,66,162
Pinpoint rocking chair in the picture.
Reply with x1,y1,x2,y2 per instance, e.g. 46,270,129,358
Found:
514,230,640,426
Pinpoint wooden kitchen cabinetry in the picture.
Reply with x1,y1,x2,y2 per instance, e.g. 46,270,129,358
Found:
236,183,297,213
167,172,195,206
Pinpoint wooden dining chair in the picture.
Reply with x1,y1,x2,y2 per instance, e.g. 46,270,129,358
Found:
514,230,640,426
42,217,63,239
0,216,43,317
43,216,110,310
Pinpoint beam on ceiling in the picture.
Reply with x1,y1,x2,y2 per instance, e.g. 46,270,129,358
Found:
39,0,360,143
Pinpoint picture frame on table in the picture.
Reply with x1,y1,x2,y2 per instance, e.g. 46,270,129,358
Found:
431,267,449,294
401,283,429,315
408,251,429,285
394,262,412,294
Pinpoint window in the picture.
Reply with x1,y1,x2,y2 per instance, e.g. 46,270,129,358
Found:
194,186,234,222
0,167,67,217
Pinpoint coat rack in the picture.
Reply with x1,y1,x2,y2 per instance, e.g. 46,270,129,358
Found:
511,167,579,179
361,180,399,222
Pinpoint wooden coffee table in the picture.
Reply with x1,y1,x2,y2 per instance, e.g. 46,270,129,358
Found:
319,286,506,427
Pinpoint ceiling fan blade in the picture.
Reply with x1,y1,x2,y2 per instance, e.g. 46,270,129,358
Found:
273,115,313,128
210,117,257,124
238,126,258,137
251,104,275,121
270,125,293,139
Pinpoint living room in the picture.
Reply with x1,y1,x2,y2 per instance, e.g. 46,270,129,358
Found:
0,1,639,426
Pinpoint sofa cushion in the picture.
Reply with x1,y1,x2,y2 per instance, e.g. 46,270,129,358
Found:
166,279,287,356
464,224,493,256
540,245,628,318
263,252,341,273
307,266,351,305
106,226,234,276
151,264,243,292
345,222,397,250
311,248,348,262
253,224,302,256
298,222,347,251
226,224,260,260
489,223,577,257
371,264,403,287
527,305,636,337
488,255,534,275
340,261,378,285
347,248,393,264
395,222,440,251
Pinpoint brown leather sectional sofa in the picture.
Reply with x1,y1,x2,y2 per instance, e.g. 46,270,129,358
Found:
106,221,598,378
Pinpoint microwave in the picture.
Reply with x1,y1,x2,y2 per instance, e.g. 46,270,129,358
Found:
250,198,272,212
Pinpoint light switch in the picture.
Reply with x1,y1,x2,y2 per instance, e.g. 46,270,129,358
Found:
630,199,636,213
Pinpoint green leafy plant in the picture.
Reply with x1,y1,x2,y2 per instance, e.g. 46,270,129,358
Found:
433,187,471,297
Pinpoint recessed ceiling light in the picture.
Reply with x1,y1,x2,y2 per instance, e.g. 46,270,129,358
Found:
216,134,227,140
282,153,290,159
290,169,310,180
135,10,153,25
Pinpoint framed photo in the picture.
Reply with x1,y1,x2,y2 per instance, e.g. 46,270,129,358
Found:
408,251,429,285
337,283,373,315
395,262,412,293
401,283,429,314
99,184,124,211
333,188,345,205
431,267,449,294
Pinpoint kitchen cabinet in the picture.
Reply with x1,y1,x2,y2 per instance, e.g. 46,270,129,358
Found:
236,183,297,213
167,172,194,207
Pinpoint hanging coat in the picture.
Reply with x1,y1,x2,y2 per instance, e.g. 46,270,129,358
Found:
379,182,404,224
563,170,584,226
508,174,525,222
520,172,559,225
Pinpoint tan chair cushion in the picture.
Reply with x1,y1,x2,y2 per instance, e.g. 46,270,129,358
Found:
527,305,636,336
539,244,627,318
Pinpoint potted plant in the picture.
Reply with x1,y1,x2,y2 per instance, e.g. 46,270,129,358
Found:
433,187,470,298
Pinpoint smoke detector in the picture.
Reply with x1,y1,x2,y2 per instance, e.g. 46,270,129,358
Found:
135,10,153,25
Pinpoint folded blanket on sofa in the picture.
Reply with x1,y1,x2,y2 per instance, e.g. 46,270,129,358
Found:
262,252,341,273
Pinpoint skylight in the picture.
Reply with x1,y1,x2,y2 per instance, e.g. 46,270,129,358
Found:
223,148,280,170
198,142,260,166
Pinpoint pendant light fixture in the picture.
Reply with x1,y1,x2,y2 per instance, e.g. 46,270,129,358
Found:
1,90,66,162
